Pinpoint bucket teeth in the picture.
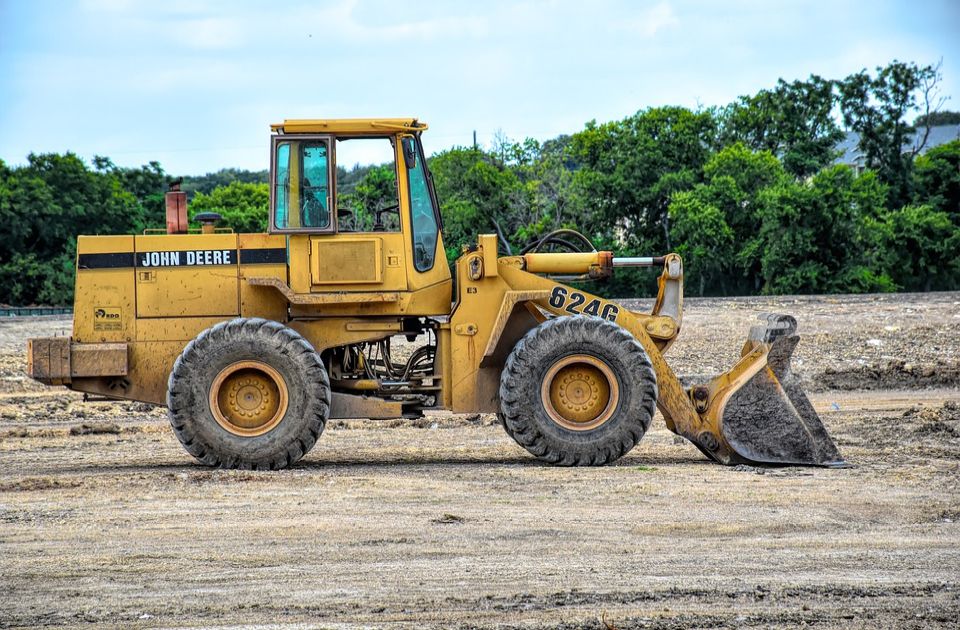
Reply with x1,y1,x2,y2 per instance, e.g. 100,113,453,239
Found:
748,313,797,343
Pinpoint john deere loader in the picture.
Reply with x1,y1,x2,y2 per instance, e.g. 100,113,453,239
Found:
26,118,844,469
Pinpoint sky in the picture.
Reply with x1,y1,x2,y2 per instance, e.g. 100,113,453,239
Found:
1,0,958,175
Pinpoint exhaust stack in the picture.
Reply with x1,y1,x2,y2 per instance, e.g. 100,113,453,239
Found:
165,179,188,234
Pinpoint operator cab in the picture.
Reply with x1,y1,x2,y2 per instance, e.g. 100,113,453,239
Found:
268,119,450,311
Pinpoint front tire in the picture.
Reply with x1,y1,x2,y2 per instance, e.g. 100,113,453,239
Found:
499,316,657,466
167,318,330,469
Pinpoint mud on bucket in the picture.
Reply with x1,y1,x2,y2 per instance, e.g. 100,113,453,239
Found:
720,314,846,467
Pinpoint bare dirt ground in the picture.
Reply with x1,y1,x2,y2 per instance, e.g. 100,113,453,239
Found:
1,293,959,629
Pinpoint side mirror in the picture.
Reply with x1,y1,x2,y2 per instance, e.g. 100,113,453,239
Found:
401,136,417,169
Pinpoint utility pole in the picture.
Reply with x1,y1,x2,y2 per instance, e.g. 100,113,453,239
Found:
472,130,477,151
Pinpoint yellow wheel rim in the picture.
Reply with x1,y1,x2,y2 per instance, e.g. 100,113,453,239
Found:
541,354,619,431
209,361,288,437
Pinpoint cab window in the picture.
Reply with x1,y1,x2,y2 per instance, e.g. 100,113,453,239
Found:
405,139,439,271
335,137,400,232
273,139,331,231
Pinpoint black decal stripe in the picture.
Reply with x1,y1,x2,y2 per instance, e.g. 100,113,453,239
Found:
78,252,135,269
240,248,287,264
77,249,255,269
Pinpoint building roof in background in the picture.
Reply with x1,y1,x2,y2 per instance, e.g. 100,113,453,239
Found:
836,124,960,166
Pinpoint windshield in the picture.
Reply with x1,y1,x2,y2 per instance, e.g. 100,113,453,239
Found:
406,138,440,272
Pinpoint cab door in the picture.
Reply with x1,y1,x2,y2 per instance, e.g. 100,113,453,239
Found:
274,134,409,295
398,134,449,292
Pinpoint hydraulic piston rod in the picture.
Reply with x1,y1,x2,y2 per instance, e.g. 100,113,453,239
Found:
612,256,666,267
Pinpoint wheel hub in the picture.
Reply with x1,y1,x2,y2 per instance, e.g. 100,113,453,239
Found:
542,355,619,431
210,361,288,436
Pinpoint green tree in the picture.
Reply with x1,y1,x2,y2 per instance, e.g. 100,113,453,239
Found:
569,106,717,253
756,166,892,294
914,110,960,127
94,157,169,228
429,147,525,257
912,139,960,220
665,144,787,294
340,164,398,231
337,163,381,197
181,167,268,197
669,192,734,296
496,135,587,250
0,153,140,305
188,181,269,233
838,60,942,206
718,75,844,178
878,204,959,291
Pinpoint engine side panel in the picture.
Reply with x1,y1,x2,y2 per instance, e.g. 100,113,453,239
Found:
68,233,292,405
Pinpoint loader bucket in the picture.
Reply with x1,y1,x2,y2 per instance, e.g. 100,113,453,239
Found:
709,314,846,467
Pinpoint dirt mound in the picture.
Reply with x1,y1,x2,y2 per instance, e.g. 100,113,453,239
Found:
901,400,960,439
844,401,960,460
813,359,960,391
69,422,121,435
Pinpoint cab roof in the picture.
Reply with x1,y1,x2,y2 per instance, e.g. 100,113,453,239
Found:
271,118,428,134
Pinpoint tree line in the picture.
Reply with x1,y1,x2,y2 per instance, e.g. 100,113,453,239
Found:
0,59,957,305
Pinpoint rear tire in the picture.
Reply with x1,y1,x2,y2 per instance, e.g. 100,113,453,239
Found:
167,318,330,469
499,316,657,466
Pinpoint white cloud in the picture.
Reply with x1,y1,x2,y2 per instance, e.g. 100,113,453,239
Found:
78,0,136,13
80,0,216,16
299,0,489,42
171,17,246,50
78,1,248,50
127,59,248,93
619,2,678,37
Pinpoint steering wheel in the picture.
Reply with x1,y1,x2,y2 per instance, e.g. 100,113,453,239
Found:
373,204,401,231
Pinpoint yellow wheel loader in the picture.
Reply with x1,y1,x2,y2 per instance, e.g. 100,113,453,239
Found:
26,118,844,470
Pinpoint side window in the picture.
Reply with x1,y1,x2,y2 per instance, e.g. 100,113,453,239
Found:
335,137,400,232
404,138,439,271
275,143,290,228
273,139,331,231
